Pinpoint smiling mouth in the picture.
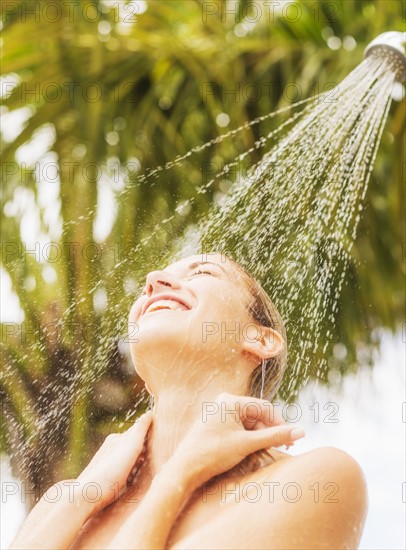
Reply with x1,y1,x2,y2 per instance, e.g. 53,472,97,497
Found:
144,299,190,315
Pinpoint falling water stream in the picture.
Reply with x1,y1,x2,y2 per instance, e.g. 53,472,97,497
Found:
124,36,404,403
198,54,398,399
79,38,403,422
60,41,406,411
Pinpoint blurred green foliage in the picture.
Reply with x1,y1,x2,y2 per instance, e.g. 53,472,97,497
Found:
1,0,404,502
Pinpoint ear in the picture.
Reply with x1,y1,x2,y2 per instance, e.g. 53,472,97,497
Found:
241,324,285,363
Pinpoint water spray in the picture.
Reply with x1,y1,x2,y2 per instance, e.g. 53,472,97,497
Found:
364,31,406,82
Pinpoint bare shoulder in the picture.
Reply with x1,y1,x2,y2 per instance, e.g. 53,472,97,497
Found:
240,446,368,548
262,445,367,502
289,446,367,487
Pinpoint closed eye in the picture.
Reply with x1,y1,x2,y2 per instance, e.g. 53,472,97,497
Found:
190,269,213,276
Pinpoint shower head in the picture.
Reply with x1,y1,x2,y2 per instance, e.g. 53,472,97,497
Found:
364,31,406,82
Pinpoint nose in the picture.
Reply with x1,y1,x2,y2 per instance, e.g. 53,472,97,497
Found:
145,270,181,295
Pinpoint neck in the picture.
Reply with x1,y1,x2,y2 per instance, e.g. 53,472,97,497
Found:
139,362,250,483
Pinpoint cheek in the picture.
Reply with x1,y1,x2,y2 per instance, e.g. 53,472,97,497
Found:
197,295,250,348
204,292,246,321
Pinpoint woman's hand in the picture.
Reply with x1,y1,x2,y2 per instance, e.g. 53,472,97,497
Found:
76,410,153,514
10,412,153,550
170,392,305,484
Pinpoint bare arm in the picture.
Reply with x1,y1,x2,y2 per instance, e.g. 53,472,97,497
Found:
9,480,94,550
10,412,153,550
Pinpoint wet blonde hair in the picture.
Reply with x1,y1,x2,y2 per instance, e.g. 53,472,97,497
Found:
212,255,289,480
226,256,288,401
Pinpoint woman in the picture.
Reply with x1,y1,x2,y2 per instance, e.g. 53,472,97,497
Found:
11,253,368,549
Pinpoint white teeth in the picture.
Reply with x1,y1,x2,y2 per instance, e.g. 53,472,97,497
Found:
146,299,188,314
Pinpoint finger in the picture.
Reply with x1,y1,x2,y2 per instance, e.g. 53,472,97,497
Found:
252,420,267,430
128,411,153,431
123,411,153,445
218,393,285,428
247,425,305,452
242,401,285,428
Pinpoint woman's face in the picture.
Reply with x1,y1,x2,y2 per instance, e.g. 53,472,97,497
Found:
128,253,258,376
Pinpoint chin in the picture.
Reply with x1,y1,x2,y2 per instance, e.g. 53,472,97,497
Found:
129,311,194,364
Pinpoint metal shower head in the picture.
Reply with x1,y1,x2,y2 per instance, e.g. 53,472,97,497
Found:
364,31,406,82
